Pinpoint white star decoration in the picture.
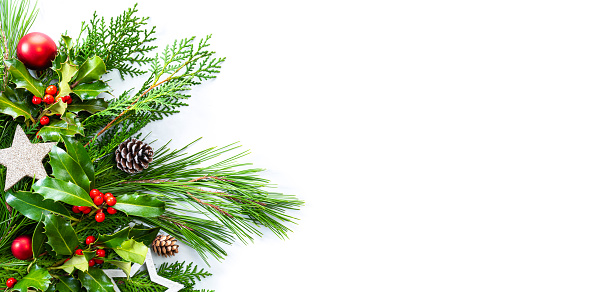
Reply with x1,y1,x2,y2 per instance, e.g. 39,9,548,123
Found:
0,125,55,191
103,249,184,292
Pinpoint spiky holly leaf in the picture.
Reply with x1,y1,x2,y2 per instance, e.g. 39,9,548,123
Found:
49,145,91,192
114,194,165,217
78,268,115,292
32,221,47,258
38,112,84,142
55,275,82,292
72,81,109,100
0,86,34,121
6,191,73,221
58,255,88,274
47,100,67,116
67,98,108,114
114,239,148,264
128,225,160,246
97,227,130,248
74,56,106,84
57,61,78,98
105,260,132,277
43,212,78,256
11,264,51,292
62,136,94,186
5,59,44,97
33,177,94,207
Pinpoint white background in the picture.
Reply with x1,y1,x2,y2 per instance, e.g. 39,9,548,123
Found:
31,0,593,291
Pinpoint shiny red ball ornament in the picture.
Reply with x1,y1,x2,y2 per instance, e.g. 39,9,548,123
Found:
106,207,117,215
11,235,33,260
85,236,96,245
6,277,16,288
16,32,57,70
40,116,49,126
96,249,106,258
95,211,105,222
45,85,57,95
32,96,42,105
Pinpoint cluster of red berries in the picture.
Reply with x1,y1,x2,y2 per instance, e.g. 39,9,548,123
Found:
64,236,106,267
33,85,73,126
6,277,16,288
72,189,117,222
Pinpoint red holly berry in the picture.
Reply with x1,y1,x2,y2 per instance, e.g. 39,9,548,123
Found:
85,236,96,245
72,206,80,213
96,249,106,258
88,259,95,267
64,258,70,262
81,206,91,214
107,207,117,215
105,196,116,206
40,116,50,126
95,259,104,264
32,96,42,105
6,277,16,288
43,94,54,104
90,189,100,198
45,85,57,95
93,196,104,206
75,249,83,255
95,211,105,222
62,94,72,104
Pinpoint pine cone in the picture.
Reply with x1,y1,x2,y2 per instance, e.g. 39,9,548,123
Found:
115,139,154,174
152,234,179,257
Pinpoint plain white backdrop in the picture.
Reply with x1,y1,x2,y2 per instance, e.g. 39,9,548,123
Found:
28,0,593,291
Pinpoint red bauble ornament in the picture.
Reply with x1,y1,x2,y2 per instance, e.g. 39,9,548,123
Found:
16,32,57,70
11,235,33,260
6,277,16,288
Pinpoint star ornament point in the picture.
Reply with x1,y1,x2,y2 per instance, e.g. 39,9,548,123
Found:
0,125,56,191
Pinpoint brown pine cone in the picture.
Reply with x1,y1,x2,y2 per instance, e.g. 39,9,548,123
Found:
115,139,154,174
152,234,179,257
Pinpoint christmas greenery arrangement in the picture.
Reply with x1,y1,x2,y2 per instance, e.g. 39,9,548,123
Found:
0,2,302,291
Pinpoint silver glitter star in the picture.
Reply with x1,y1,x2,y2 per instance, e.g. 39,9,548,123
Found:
0,125,56,191
104,249,184,292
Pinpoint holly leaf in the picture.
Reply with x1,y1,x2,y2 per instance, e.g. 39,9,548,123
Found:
33,177,94,207
67,98,108,114
58,255,88,274
105,260,132,278
97,227,130,248
72,80,109,100
11,264,51,292
62,136,94,186
62,35,73,52
128,225,160,246
49,145,90,192
5,59,44,97
74,56,106,84
6,191,73,221
83,250,96,261
38,112,84,142
78,268,115,292
32,221,46,258
114,194,165,217
55,275,82,292
114,239,148,264
47,100,67,116
57,61,78,98
43,212,78,256
0,91,33,121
